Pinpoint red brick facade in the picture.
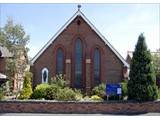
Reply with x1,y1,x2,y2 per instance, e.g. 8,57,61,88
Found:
31,11,128,92
0,57,6,74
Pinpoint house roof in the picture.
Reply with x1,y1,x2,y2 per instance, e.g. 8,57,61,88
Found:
126,51,160,59
126,51,133,59
31,9,129,68
0,73,7,79
0,44,13,58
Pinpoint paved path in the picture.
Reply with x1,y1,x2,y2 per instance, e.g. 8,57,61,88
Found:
0,113,160,116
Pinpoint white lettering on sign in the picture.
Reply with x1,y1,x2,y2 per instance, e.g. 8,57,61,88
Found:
117,88,122,94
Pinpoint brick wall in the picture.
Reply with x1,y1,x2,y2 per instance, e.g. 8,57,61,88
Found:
0,100,160,114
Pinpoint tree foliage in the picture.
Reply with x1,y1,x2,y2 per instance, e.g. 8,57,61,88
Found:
0,18,29,47
0,87,4,100
152,51,160,87
121,80,128,99
128,34,158,101
18,71,33,99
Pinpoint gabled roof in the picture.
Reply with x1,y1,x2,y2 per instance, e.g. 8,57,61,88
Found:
0,44,13,58
31,10,129,68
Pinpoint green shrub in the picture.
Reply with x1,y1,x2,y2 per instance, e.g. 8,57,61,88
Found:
45,85,60,100
74,89,83,101
49,74,68,88
91,83,106,98
121,80,128,99
30,74,83,101
31,83,50,99
90,95,103,101
56,87,77,101
18,71,33,100
0,87,4,100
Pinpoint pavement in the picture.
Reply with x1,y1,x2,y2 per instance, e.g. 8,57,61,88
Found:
0,113,160,116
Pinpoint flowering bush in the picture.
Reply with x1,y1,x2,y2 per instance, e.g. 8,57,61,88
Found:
91,83,105,98
90,95,103,101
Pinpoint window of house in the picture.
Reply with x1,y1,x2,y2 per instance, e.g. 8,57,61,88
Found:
56,48,64,75
93,48,101,85
42,68,49,83
75,38,83,88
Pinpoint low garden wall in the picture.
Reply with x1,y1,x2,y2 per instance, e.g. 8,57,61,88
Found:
0,100,160,114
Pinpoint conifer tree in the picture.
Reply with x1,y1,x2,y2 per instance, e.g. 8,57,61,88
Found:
18,71,33,99
128,34,158,101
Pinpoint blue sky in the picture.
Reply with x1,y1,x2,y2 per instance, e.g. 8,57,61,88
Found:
0,4,159,58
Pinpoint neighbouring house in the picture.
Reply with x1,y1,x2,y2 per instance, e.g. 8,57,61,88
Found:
13,45,29,92
126,51,132,65
0,43,12,86
126,50,160,65
0,43,29,93
30,7,129,93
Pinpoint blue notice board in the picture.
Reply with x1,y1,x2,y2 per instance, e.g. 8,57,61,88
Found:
106,84,122,95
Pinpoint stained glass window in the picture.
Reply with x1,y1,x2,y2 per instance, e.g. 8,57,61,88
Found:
75,38,83,88
94,48,101,85
56,48,64,75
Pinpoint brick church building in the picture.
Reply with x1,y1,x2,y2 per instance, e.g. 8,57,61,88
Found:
31,6,129,93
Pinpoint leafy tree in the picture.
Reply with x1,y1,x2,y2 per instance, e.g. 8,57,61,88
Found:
128,34,158,101
0,18,30,94
18,71,33,99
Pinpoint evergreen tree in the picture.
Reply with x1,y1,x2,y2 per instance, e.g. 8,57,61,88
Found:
18,71,33,99
128,33,158,101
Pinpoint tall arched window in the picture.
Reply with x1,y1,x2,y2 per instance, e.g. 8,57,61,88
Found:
42,68,49,83
56,48,64,75
74,38,83,88
93,48,101,85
